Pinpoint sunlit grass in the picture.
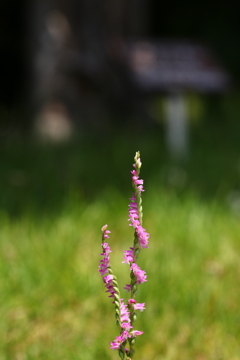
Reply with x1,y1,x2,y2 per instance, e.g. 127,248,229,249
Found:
1,188,240,359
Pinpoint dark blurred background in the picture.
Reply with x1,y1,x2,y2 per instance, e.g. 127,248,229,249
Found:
0,0,240,134
1,0,240,219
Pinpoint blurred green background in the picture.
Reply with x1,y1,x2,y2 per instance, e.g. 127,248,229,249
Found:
1,95,240,359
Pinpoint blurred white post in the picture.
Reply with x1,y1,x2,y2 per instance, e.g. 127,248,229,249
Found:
30,0,73,141
165,93,188,159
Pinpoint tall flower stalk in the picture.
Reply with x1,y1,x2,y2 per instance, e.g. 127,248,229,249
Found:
99,152,150,360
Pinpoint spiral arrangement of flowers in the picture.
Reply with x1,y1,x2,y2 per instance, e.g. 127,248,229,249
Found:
98,152,150,360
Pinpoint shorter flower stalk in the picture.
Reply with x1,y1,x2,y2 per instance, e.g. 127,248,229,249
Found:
99,225,122,328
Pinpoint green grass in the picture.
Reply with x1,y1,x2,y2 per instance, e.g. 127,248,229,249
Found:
1,112,240,359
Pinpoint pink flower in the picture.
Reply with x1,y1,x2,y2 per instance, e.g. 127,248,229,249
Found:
98,242,112,276
121,330,131,341
99,227,112,277
128,194,150,247
131,164,144,193
132,177,144,185
133,303,146,311
128,298,136,304
121,322,133,331
110,331,131,350
120,299,131,324
128,194,140,228
130,263,147,284
128,299,145,311
124,284,131,292
110,341,121,350
103,274,115,298
137,184,144,193
101,242,111,254
132,330,144,337
122,247,134,264
104,274,114,283
136,226,149,248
